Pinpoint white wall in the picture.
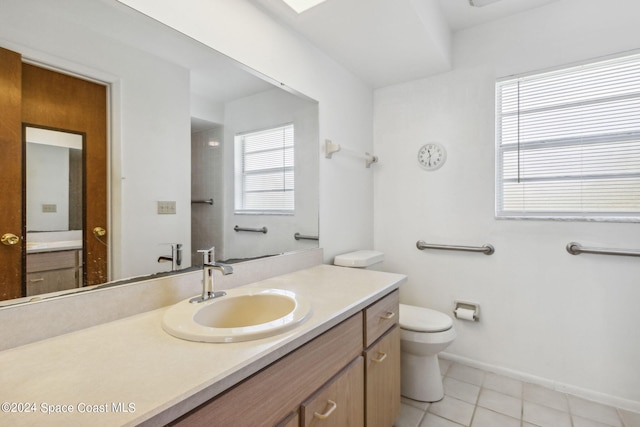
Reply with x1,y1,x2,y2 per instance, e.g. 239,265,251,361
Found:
116,0,375,263
115,51,191,277
374,0,640,410
26,144,70,231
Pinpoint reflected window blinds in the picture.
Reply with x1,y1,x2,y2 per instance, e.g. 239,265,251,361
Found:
235,124,294,214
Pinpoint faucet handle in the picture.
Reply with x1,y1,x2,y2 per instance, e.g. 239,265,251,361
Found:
197,246,215,264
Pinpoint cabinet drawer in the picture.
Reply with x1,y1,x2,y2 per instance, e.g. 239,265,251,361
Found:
364,290,399,347
301,356,364,426
26,269,77,296
27,250,78,273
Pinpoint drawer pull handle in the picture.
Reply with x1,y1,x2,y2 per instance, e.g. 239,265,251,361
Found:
29,278,45,283
381,311,395,320
372,352,387,363
314,400,337,420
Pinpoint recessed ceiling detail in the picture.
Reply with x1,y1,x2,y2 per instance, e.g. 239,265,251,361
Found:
468,0,503,7
254,0,562,88
281,0,328,13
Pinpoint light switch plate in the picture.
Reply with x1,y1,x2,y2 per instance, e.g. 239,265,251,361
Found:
157,201,176,214
42,204,57,213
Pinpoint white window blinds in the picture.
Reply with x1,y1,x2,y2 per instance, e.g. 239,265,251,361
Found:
496,53,640,221
235,124,294,213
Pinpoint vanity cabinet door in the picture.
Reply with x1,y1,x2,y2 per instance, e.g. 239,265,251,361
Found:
26,250,80,295
301,356,364,427
26,269,77,296
365,325,401,427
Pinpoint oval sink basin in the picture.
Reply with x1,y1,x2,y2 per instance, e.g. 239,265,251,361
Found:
162,288,312,343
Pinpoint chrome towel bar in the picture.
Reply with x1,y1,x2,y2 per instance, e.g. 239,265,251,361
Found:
191,198,214,205
234,225,268,234
566,242,640,258
416,240,495,255
294,232,319,241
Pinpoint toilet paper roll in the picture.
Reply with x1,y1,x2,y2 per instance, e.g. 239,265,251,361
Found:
454,307,476,321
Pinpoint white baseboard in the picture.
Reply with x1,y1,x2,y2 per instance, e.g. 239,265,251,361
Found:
439,352,640,414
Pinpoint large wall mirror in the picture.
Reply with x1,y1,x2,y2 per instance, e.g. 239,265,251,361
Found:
0,0,319,306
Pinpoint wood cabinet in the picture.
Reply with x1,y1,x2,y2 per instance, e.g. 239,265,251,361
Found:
365,326,401,427
363,290,400,427
26,250,81,296
171,290,400,427
276,412,300,427
171,313,364,427
301,357,364,426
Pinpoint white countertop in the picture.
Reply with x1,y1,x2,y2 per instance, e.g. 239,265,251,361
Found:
0,265,405,426
26,240,82,254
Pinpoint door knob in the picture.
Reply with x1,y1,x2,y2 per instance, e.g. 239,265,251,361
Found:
92,227,106,237
1,233,20,246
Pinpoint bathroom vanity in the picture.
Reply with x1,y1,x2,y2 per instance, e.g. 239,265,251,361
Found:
26,248,82,296
24,233,84,296
170,289,400,427
0,260,405,427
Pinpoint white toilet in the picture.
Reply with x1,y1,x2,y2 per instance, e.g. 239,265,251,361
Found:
399,303,456,402
334,250,456,403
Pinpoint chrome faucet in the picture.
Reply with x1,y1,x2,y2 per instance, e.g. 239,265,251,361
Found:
190,246,233,304
158,243,182,271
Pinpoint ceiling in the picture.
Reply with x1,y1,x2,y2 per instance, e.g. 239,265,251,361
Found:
5,0,562,124
251,0,561,88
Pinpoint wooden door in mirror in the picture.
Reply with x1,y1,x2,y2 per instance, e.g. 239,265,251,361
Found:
0,47,23,300
22,63,108,287
0,47,108,301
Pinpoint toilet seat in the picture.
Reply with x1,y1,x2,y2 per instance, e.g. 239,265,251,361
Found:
400,303,453,333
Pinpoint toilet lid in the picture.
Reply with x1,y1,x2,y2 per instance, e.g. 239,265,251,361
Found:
399,304,453,333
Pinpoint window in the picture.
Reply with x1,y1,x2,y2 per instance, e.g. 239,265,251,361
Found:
235,124,294,214
496,53,640,221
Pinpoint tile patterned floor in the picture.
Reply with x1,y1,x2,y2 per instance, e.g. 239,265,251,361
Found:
395,359,640,427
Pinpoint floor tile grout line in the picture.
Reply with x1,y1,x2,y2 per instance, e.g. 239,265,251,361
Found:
404,360,634,427
467,371,485,427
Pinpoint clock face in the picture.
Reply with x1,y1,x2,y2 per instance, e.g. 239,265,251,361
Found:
417,143,446,170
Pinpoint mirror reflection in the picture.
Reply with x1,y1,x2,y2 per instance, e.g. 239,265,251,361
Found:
26,127,83,234
0,0,319,306
25,127,85,297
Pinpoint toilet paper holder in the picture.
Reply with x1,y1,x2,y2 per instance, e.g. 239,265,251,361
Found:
453,301,479,321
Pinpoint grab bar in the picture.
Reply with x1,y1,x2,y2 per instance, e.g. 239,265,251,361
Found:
191,198,214,205
416,240,495,255
234,225,268,234
566,242,640,258
294,232,319,241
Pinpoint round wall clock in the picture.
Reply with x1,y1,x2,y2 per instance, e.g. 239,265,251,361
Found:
417,143,447,171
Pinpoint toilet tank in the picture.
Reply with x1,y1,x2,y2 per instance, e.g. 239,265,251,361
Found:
334,250,384,270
